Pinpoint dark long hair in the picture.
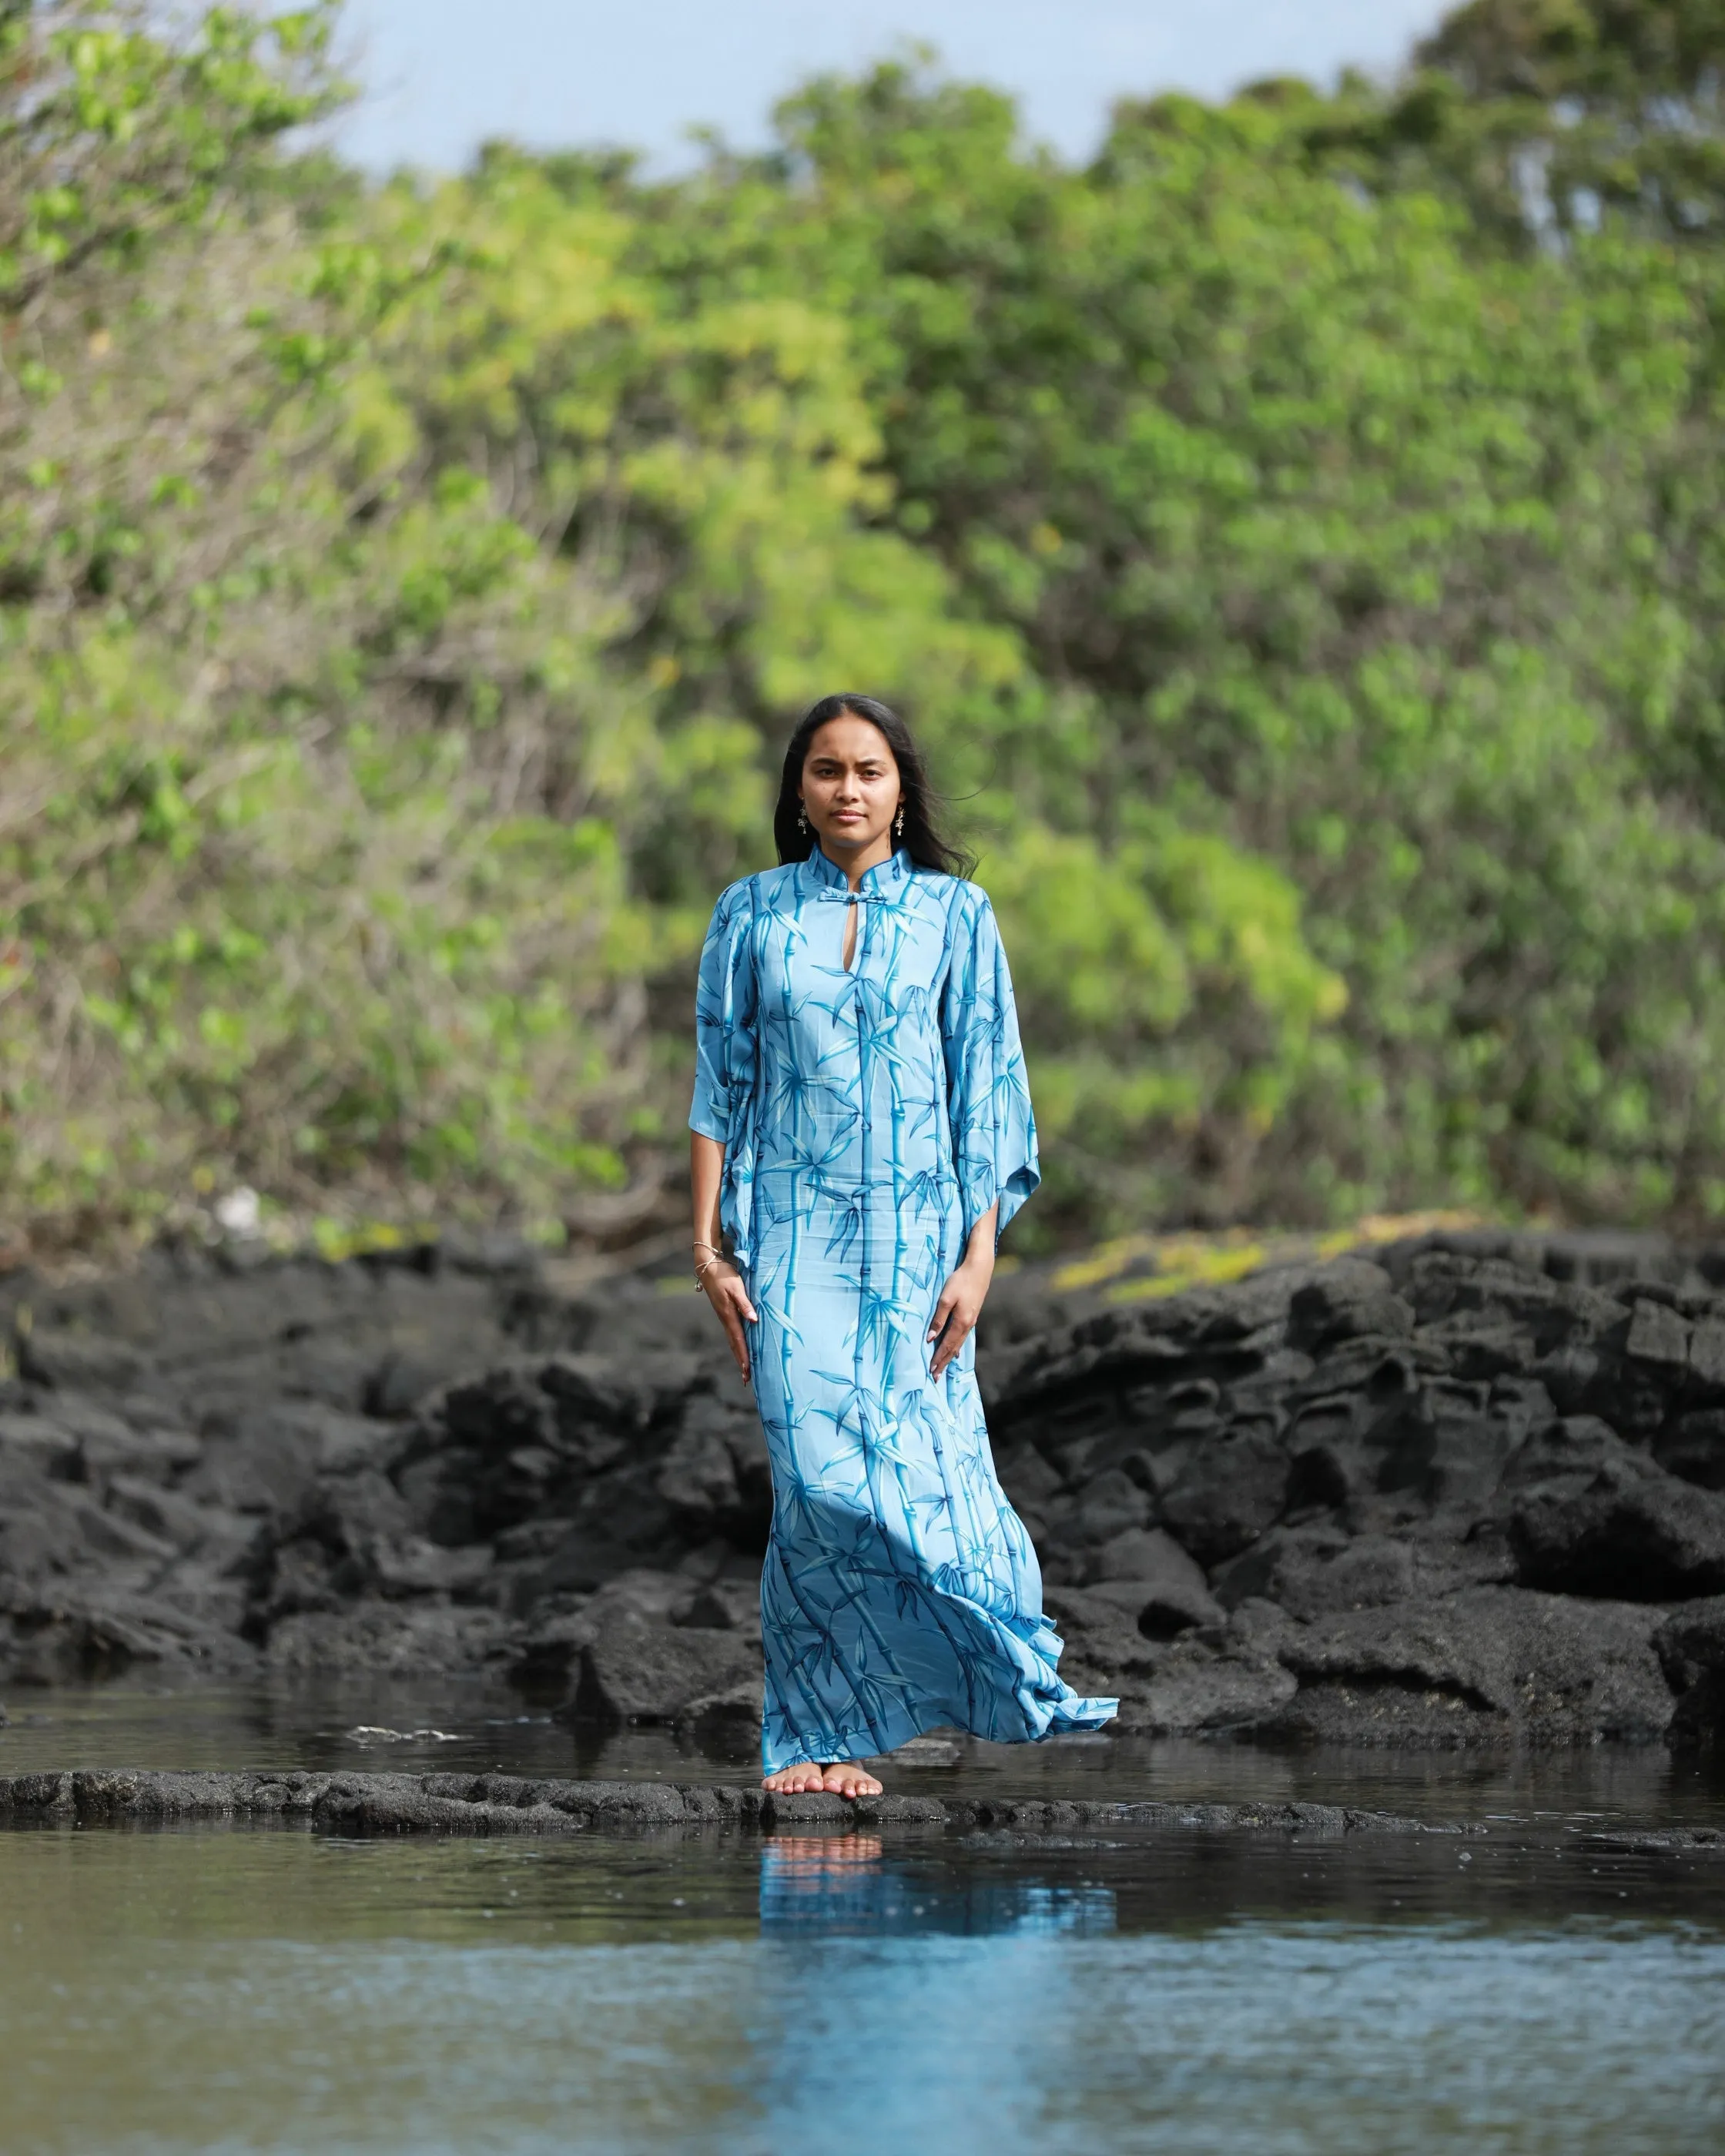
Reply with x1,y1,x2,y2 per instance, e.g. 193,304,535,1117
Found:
772,694,974,878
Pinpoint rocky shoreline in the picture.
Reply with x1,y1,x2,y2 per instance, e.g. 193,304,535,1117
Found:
2,1229,1725,1753
0,1766,1481,1838
3,1768,1721,1852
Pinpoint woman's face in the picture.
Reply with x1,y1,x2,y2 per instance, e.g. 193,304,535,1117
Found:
799,715,903,855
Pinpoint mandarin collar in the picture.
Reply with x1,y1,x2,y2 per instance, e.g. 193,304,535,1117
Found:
800,841,914,903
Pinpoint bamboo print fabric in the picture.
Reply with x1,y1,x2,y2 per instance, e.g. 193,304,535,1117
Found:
691,841,1118,1772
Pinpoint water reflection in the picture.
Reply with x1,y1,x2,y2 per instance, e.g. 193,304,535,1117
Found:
760,1832,1116,1937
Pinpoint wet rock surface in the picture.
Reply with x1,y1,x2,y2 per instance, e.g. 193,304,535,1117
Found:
4,1227,1725,1751
0,1766,1480,1840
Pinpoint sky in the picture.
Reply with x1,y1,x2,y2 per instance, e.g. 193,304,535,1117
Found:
331,0,1455,176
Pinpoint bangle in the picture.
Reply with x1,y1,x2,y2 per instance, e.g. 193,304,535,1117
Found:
694,1249,730,1291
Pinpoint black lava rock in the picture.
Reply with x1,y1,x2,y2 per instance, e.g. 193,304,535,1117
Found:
1510,1465,1725,1602
8,1231,1725,1748
1655,1597,1725,1749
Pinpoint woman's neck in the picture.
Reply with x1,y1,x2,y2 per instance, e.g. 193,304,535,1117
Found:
819,832,896,892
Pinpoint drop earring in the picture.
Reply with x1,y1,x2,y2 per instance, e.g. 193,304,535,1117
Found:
893,804,905,839
797,805,809,835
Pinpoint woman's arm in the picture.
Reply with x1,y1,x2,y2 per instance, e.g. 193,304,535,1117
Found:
691,1130,758,1384
929,885,1037,1383
926,1200,998,1380
940,889,1040,1254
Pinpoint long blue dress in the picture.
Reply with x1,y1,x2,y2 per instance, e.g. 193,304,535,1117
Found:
690,839,1119,1772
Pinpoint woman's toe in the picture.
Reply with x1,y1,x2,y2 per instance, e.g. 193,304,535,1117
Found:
768,1763,829,1793
822,1765,883,1798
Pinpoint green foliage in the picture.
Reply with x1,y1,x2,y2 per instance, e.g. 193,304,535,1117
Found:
8,1,1725,1250
1303,2,1725,243
673,55,1725,1228
0,2,340,308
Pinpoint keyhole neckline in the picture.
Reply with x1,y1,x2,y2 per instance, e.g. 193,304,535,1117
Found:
802,842,914,904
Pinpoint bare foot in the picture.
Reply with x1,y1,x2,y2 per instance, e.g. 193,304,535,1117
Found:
762,1761,830,1795
821,1761,884,1800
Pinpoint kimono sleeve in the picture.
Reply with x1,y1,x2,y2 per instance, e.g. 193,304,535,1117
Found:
941,885,1040,1249
688,879,757,1144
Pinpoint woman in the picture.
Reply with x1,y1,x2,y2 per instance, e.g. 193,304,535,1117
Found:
689,693,1118,1798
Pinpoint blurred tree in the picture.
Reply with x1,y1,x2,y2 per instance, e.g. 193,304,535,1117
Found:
0,12,1033,1247
1268,2,1725,244
8,4,1725,1253
1421,0,1725,97
655,55,1725,1229
0,1,340,309
1422,1,1725,238
0,6,665,1244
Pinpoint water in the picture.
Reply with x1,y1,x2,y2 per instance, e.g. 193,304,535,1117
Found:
4,1680,1725,2154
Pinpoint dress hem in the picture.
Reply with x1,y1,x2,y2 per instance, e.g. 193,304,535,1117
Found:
761,1689,1120,1775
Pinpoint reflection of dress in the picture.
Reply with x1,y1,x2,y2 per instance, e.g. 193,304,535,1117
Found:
691,840,1118,1773
758,1835,1117,1936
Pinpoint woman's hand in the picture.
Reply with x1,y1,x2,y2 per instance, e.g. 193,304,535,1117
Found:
702,1259,758,1384
690,1134,753,1383
927,1252,993,1379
